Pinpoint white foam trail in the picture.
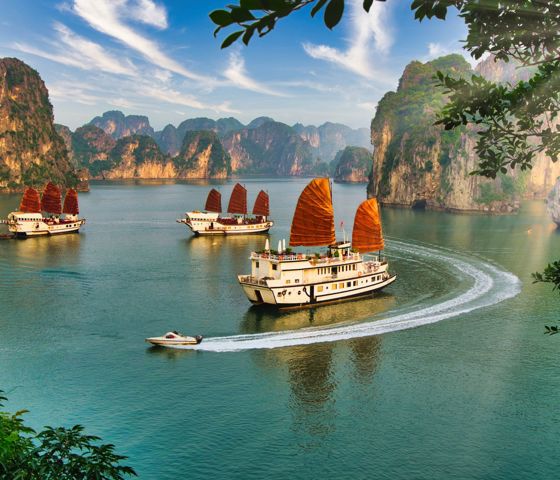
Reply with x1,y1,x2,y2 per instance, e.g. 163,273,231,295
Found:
172,240,521,352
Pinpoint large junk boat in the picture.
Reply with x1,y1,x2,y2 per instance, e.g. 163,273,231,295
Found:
177,183,273,235
238,178,396,308
5,182,85,237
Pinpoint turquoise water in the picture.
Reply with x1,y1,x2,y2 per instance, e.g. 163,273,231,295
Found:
1,179,559,479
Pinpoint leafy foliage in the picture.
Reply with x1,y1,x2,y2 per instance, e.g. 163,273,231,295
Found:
532,261,560,293
0,390,135,479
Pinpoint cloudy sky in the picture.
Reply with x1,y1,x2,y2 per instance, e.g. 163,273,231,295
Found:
0,0,471,130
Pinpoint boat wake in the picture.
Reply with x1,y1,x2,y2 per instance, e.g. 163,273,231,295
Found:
173,239,521,352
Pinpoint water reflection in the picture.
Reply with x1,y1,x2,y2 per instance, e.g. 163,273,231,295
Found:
241,292,396,333
349,336,382,383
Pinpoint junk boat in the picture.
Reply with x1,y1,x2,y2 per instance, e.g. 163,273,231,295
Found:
145,331,203,346
237,178,396,308
177,183,273,235
4,183,85,237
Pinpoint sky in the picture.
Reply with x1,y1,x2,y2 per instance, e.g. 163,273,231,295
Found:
0,0,473,131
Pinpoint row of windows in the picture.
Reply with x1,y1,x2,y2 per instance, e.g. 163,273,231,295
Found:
315,274,384,293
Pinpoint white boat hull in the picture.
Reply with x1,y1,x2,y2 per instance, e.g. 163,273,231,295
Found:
178,211,273,236
238,249,396,309
7,213,85,237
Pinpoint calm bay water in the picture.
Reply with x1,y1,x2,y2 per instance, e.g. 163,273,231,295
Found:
1,178,559,479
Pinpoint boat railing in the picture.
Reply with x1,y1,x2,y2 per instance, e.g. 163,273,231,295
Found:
250,252,362,263
239,275,269,286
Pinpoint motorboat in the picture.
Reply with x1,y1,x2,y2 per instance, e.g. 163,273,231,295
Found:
145,331,203,346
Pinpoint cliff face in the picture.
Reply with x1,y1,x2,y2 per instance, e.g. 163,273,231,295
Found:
333,147,372,183
293,122,371,162
89,110,154,139
154,116,244,155
548,177,560,226
104,135,174,179
0,58,78,191
368,55,521,213
174,130,230,179
222,121,319,176
72,125,116,178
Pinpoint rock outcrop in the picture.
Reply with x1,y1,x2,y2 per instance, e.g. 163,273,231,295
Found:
105,135,174,179
368,55,521,213
293,122,371,162
333,147,372,183
0,57,80,192
222,121,321,176
174,130,230,179
548,177,560,226
71,125,116,178
89,110,154,139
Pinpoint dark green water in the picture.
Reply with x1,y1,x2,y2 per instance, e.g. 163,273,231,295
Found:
1,179,559,479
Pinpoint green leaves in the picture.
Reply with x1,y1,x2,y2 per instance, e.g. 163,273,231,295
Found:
0,390,136,479
221,30,244,48
533,261,560,292
324,0,345,29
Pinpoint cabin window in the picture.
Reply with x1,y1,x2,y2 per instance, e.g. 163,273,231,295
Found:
286,280,291,284
353,265,356,270
255,262,259,268
339,283,344,289
295,279,300,283
317,286,323,292
347,281,351,288
272,264,277,271
353,281,357,286
332,284,337,290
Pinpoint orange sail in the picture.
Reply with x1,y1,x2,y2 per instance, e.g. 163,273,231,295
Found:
352,198,384,252
289,178,335,246
252,190,269,217
19,187,41,213
205,188,222,213
62,189,79,215
41,182,62,214
227,183,247,214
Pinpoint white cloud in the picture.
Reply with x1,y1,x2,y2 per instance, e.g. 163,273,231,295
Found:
129,0,168,29
303,0,393,80
358,101,377,111
13,23,136,76
224,51,287,96
72,0,212,82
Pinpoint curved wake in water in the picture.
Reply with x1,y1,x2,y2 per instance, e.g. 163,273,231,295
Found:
174,240,521,352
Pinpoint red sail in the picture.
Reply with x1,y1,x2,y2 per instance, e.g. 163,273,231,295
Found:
252,190,269,217
19,187,41,213
352,198,384,252
289,178,336,247
204,188,222,213
62,189,79,215
41,182,62,214
227,183,247,214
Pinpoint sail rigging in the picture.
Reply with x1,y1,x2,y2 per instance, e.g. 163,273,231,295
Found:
227,183,247,214
41,182,62,214
289,178,335,246
352,198,384,252
252,190,269,217
19,187,41,213
62,189,79,215
205,188,222,213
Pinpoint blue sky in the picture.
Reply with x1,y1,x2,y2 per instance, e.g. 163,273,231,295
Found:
0,0,472,130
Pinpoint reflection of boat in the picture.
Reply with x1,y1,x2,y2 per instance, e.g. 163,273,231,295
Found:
177,183,273,235
145,331,203,346
4,183,85,237
238,178,396,308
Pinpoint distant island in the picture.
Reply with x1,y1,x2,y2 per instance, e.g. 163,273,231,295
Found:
1,55,559,214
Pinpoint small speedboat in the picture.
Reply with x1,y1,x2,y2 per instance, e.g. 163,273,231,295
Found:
145,331,203,346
